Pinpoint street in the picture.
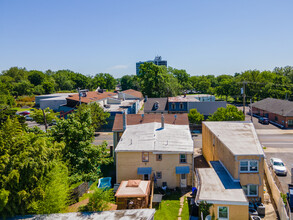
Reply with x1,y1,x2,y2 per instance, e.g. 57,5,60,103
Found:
256,130,293,193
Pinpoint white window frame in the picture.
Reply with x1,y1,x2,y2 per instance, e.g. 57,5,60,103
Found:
239,160,258,173
171,103,176,110
218,206,229,220
242,184,258,197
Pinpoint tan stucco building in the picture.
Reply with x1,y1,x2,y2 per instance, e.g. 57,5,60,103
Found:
115,115,194,188
197,121,265,219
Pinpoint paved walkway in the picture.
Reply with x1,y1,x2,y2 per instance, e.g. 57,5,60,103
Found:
178,191,192,220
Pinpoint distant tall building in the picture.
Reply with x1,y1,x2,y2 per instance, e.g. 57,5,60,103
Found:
136,56,167,75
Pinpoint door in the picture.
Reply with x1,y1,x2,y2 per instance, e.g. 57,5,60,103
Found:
180,174,187,187
144,174,149,180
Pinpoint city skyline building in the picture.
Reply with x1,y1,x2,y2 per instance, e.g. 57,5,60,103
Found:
136,56,167,75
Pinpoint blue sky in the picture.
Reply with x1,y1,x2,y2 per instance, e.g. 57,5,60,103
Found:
1,0,293,77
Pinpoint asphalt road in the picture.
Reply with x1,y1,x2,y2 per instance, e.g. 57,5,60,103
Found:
257,131,293,193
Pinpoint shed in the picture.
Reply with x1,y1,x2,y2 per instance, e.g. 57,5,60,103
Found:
115,180,151,210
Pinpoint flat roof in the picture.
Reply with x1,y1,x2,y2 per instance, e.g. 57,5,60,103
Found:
17,209,156,220
198,167,248,205
203,121,264,156
36,93,76,98
115,122,193,153
104,100,137,112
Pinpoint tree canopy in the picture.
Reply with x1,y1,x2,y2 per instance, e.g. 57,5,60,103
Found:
188,109,204,124
207,105,245,121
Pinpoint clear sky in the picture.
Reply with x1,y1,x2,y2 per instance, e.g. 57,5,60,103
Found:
1,0,293,78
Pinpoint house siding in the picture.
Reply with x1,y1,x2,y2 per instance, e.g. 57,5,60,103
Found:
252,106,293,128
202,123,264,202
209,204,249,220
116,152,192,188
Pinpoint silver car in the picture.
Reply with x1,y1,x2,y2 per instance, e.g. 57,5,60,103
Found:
270,158,287,176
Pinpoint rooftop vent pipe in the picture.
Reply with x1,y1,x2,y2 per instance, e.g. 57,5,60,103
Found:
161,113,164,129
123,111,127,131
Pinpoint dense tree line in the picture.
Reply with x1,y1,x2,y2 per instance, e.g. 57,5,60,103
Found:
0,67,117,107
0,103,111,217
120,64,293,101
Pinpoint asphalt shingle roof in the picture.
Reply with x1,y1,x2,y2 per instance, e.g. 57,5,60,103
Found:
251,98,293,117
144,98,168,113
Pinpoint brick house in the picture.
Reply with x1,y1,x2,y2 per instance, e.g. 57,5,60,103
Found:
251,98,293,128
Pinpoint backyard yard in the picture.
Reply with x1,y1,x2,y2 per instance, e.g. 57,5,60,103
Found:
154,190,190,220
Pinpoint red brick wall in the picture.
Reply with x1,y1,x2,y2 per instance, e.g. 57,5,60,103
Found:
252,107,293,128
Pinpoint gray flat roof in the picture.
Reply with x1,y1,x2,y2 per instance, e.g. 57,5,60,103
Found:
17,209,156,220
104,100,137,112
198,168,248,205
36,93,76,98
115,122,193,153
203,121,264,156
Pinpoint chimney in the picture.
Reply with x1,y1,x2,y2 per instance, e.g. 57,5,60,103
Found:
123,111,127,131
144,95,148,102
161,113,164,129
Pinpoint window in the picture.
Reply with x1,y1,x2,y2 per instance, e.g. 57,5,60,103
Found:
142,152,149,162
180,154,187,163
288,120,293,126
240,160,258,172
156,154,162,161
156,172,162,179
218,206,228,220
275,116,278,121
171,103,176,110
240,161,248,172
242,185,258,196
144,174,149,180
213,136,215,146
179,103,184,109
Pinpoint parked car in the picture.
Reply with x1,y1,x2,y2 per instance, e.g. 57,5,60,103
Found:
270,158,287,176
258,117,269,125
19,111,30,116
25,115,33,121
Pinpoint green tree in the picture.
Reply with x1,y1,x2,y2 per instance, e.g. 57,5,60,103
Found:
30,108,58,131
14,80,34,96
28,70,46,86
50,108,112,183
92,73,116,91
0,117,65,217
30,162,70,214
76,103,110,130
120,75,140,90
80,188,114,211
41,80,55,94
168,67,191,90
188,109,204,124
207,105,245,121
199,201,213,220
139,62,180,97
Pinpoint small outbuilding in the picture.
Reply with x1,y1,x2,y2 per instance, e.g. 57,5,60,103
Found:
115,179,151,210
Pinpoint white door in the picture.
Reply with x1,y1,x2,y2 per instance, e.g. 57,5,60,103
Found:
180,174,187,187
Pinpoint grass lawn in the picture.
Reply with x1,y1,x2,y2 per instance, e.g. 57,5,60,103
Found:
154,191,181,220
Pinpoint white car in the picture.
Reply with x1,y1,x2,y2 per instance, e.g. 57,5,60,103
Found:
270,158,287,176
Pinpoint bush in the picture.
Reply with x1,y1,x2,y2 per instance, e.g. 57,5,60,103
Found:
79,188,114,212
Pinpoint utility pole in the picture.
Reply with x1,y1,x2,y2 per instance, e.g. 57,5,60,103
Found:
250,99,252,122
42,109,48,133
242,81,246,115
77,88,81,106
